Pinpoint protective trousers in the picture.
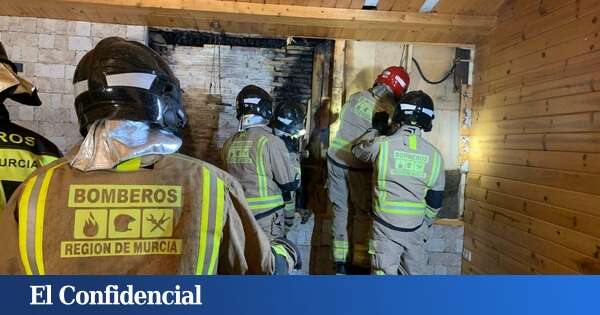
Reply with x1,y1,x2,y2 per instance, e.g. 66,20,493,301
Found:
327,159,372,268
257,209,284,239
369,220,429,275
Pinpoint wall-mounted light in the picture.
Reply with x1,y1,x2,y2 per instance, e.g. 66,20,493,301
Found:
419,0,439,13
362,0,379,10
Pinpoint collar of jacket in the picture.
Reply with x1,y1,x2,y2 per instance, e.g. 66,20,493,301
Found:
67,119,179,172
0,103,9,121
65,143,164,171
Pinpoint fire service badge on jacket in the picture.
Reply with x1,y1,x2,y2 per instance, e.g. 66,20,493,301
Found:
60,185,183,258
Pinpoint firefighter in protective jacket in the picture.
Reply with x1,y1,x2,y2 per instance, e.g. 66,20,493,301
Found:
269,101,306,235
352,91,445,275
0,42,61,213
0,37,300,275
221,86,299,239
327,66,410,274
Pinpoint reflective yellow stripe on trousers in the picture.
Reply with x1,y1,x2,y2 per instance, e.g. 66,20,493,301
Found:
196,167,226,275
19,162,66,275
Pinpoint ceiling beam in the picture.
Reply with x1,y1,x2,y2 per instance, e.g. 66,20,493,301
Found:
0,0,497,43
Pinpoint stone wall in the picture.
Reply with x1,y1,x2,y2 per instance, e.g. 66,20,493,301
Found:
425,221,464,275
1,16,147,153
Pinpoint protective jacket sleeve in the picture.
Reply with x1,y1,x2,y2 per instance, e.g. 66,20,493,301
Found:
265,138,299,192
218,178,276,274
219,138,231,170
351,129,381,164
425,152,445,219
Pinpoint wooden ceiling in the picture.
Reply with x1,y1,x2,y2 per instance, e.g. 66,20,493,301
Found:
0,0,505,44
226,0,505,16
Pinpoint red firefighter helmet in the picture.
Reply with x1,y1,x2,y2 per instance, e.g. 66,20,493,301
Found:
374,66,410,98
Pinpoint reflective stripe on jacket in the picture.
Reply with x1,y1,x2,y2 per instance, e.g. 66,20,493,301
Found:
352,126,445,229
0,120,62,213
0,153,277,275
221,125,297,217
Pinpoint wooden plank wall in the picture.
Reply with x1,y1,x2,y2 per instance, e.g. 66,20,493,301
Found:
463,0,600,274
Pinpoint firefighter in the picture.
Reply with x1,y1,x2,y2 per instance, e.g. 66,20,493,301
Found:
0,42,62,213
327,66,410,274
352,91,445,275
0,37,300,275
221,86,299,239
269,101,306,235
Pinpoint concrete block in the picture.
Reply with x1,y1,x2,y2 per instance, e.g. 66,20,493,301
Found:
91,37,104,47
68,36,92,51
36,93,62,110
418,264,434,275
91,23,119,38
4,46,22,61
64,79,74,94
31,77,51,93
442,238,458,253
34,107,72,124
430,225,463,240
35,64,65,78
67,21,91,37
10,17,37,33
33,76,67,94
428,252,462,267
5,32,37,48
22,17,37,33
117,25,128,37
18,106,34,121
126,25,146,43
0,16,10,31
433,265,448,275
64,122,82,138
38,34,55,49
455,239,464,254
447,266,462,275
39,121,61,137
21,46,38,62
65,65,76,80
54,35,68,50
11,119,37,131
22,62,36,77
7,17,20,32
37,18,68,35
51,78,66,94
426,238,446,253
39,48,75,65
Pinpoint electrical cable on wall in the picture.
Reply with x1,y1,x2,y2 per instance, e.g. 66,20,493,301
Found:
209,32,223,98
412,57,457,85
399,44,407,68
